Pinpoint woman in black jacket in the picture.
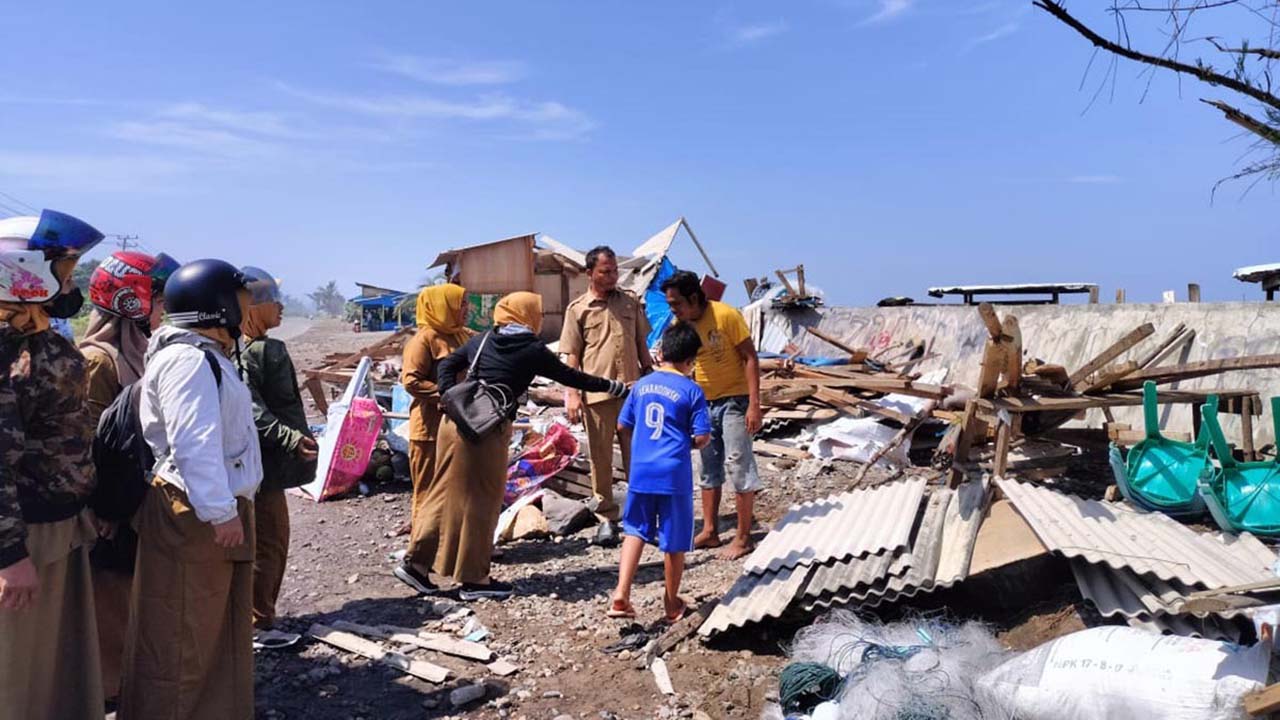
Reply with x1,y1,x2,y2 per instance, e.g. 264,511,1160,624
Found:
398,291,623,600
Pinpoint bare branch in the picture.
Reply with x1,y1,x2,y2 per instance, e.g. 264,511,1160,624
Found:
1200,97,1280,142
1036,0,1280,111
1206,36,1280,58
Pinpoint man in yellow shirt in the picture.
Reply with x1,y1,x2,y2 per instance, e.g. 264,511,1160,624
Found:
661,271,762,560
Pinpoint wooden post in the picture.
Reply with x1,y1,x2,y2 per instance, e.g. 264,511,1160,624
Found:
993,419,1012,477
1088,287,1099,304
1115,288,1126,304
1188,283,1201,303
1241,395,1256,461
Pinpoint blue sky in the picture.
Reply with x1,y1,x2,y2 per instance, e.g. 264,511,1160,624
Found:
1,0,1274,306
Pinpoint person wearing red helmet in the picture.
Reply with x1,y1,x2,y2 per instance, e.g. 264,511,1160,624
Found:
0,209,106,720
77,249,178,705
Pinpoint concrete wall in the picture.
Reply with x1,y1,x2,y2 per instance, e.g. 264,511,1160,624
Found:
773,302,1280,444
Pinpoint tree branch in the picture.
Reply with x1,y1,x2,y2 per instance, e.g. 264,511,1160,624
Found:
1200,98,1280,142
1206,37,1280,59
1035,0,1280,111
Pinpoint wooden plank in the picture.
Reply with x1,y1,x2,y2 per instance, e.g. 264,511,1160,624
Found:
1244,683,1280,716
331,619,391,639
852,400,938,484
977,302,1003,340
1112,353,1280,391
1000,314,1022,392
760,383,818,406
309,624,450,684
1135,323,1187,368
762,377,949,399
753,441,810,460
1242,395,1257,461
774,269,798,297
1109,427,1191,446
1029,363,1070,386
386,631,495,662
766,408,839,422
1079,360,1140,394
647,599,719,662
804,326,868,363
992,419,1013,477
304,375,329,415
1067,323,1156,388
978,389,1260,414
1139,328,1196,370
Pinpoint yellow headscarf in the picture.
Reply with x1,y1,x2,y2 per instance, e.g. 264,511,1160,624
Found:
493,291,543,334
416,283,469,336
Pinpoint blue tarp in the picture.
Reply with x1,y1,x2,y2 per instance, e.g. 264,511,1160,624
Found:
644,258,678,349
758,351,851,367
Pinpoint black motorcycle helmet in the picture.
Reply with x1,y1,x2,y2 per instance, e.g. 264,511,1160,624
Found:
164,259,250,338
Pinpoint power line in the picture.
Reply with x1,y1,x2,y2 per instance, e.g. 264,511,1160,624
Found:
0,191,37,213
106,234,140,252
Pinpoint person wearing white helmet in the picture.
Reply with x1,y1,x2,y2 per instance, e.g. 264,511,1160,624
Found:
0,210,107,720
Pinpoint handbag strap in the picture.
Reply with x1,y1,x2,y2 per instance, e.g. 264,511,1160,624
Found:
465,331,492,380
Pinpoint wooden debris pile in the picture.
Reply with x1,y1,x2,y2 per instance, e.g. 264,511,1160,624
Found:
943,304,1272,483
301,327,414,414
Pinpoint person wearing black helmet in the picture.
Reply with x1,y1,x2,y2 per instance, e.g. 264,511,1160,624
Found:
118,259,263,720
0,210,107,720
237,266,317,633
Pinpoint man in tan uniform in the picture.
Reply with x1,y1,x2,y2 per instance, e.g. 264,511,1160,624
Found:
560,246,653,544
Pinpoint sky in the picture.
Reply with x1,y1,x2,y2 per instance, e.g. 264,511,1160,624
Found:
0,0,1276,307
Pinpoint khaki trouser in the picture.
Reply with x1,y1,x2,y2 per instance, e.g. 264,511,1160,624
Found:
120,483,255,720
0,515,104,720
583,397,631,522
406,439,439,572
413,416,512,583
252,488,290,630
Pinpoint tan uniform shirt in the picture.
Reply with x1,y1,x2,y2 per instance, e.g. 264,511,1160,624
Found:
560,289,651,405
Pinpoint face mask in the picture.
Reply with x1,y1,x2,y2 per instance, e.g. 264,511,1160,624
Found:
46,287,84,319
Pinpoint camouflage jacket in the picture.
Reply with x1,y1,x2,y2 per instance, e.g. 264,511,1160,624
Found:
0,325,96,569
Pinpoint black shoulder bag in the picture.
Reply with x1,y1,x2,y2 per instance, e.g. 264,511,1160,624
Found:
441,332,515,442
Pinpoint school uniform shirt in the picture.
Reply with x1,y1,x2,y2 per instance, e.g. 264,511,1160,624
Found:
618,368,711,495
691,300,751,401
139,326,263,525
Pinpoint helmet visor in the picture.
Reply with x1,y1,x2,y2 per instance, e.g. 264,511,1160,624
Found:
27,210,105,256
151,253,181,293
241,265,282,305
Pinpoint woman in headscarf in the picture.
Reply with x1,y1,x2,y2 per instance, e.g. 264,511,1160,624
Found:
238,267,317,632
408,291,625,600
392,284,473,594
78,250,177,705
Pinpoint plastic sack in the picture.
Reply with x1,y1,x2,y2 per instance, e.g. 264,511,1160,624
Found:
505,422,579,505
977,626,1270,720
810,417,909,465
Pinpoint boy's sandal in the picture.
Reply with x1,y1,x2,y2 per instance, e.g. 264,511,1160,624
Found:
606,599,638,619
663,598,689,624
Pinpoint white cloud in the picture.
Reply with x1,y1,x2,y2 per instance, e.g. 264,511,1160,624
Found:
158,102,294,137
963,21,1019,51
728,20,788,45
372,54,526,86
108,120,281,158
1067,174,1123,184
861,0,914,25
0,151,187,192
282,85,594,140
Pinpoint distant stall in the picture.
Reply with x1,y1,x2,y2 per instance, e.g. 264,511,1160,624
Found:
350,282,411,331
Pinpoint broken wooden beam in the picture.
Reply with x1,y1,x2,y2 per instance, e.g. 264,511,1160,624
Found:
804,326,869,363
309,624,450,684
761,377,948,400
753,441,810,460
1135,323,1187,368
977,302,1003,340
1111,353,1280,391
977,389,1261,414
1078,360,1140,394
1067,323,1156,388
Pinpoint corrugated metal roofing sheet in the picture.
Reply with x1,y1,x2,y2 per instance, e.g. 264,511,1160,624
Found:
997,479,1278,589
1070,560,1256,642
698,563,812,636
743,477,927,576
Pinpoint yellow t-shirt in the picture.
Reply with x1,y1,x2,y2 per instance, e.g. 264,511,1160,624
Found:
691,300,750,401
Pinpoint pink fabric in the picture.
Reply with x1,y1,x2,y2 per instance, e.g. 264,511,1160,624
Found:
505,423,579,505
316,396,383,500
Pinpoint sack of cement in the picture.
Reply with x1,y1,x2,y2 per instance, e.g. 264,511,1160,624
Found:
977,626,1270,720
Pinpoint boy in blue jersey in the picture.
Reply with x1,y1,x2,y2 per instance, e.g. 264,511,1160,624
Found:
609,323,712,622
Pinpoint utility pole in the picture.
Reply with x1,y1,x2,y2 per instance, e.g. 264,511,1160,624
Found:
108,234,139,252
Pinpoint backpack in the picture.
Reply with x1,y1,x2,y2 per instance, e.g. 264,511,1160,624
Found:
89,348,223,522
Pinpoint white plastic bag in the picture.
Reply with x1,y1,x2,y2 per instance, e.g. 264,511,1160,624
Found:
978,626,1269,720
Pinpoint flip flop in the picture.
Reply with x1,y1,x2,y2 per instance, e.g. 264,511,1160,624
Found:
663,599,689,624
606,599,637,619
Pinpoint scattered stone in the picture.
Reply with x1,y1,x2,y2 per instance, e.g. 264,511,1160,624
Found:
542,690,563,699
346,573,360,585
450,683,487,708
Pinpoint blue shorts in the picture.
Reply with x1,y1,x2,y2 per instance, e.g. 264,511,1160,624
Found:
621,492,694,553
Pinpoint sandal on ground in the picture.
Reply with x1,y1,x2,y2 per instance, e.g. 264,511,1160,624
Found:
606,599,637,619
663,598,689,624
